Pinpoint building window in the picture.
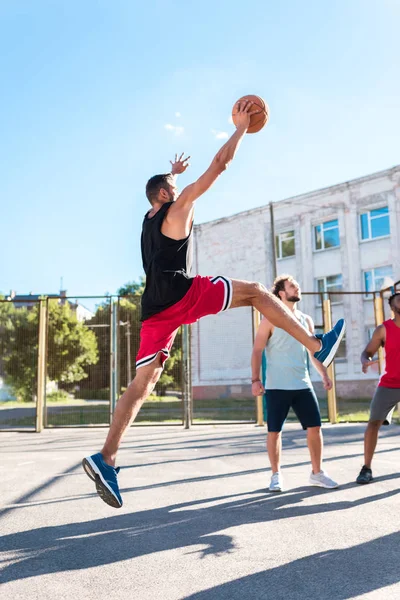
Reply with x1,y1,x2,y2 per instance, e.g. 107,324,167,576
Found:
313,219,340,251
275,230,295,260
316,274,343,305
363,265,393,298
360,206,390,241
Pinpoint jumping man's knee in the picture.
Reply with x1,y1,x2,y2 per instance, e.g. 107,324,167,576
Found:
252,281,268,297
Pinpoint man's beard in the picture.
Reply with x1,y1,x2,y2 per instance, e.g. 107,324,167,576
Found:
286,295,300,303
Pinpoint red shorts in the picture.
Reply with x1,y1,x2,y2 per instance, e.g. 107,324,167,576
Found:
136,275,232,369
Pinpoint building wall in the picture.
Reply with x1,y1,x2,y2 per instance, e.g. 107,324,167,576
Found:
192,166,400,399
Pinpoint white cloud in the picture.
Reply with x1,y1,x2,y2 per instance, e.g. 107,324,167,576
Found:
211,129,229,140
164,123,184,136
175,111,181,117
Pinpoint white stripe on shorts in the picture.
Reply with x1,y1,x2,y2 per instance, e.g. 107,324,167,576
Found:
210,276,233,312
136,348,169,369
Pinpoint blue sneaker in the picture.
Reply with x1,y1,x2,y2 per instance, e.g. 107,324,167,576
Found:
314,318,346,367
82,453,123,508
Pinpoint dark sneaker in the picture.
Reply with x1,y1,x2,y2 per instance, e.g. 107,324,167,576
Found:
314,319,346,367
356,466,373,485
82,452,123,508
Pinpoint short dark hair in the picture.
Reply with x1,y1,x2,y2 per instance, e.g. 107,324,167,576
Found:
388,291,400,307
271,274,293,298
145,174,173,205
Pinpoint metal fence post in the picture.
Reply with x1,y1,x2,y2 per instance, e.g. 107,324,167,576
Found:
252,307,264,426
323,298,337,424
109,300,118,421
182,324,192,429
36,299,47,432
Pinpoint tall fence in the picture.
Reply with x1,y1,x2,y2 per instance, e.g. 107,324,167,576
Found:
1,281,398,431
0,295,184,430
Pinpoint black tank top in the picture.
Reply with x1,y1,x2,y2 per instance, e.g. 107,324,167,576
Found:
140,202,194,320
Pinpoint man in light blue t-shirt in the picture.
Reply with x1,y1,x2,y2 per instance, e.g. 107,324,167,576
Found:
251,274,339,492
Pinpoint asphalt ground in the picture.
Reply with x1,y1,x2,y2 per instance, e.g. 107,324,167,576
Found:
1,423,400,599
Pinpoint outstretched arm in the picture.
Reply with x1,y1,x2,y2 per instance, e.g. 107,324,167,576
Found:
170,100,258,209
162,101,259,239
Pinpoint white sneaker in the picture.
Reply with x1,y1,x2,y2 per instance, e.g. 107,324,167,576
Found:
309,469,338,489
269,472,283,492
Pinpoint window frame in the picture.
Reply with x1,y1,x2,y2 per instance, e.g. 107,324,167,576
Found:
362,265,394,299
275,230,296,261
313,219,340,252
315,274,344,306
359,206,390,242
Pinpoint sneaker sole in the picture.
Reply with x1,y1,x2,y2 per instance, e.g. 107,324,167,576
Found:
82,457,122,509
321,321,346,368
356,478,373,485
269,487,283,492
310,480,339,489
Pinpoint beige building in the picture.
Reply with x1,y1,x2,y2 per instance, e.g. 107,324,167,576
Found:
191,165,400,400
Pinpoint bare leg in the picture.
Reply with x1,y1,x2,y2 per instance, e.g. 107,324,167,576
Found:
307,426,323,473
101,357,163,466
230,280,321,353
267,431,282,473
364,420,383,468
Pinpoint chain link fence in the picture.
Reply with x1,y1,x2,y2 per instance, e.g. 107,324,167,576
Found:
0,298,40,430
191,307,256,423
0,295,185,430
1,281,398,431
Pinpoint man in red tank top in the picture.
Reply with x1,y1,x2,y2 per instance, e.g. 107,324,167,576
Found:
356,292,400,484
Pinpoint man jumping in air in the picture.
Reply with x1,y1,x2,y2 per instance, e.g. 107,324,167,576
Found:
83,100,346,508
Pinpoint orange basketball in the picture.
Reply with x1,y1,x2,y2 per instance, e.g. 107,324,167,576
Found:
232,94,269,134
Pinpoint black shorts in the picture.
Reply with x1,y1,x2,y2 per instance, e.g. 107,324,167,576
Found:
264,388,321,432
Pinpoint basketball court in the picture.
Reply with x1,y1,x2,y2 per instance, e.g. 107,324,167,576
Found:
1,423,400,599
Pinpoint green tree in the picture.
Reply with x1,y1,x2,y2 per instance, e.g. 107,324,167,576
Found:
0,300,98,402
47,300,99,386
117,277,145,296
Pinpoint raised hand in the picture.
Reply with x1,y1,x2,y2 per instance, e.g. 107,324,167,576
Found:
170,152,191,175
232,100,261,131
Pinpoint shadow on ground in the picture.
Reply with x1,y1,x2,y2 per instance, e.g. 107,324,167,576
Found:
1,473,400,599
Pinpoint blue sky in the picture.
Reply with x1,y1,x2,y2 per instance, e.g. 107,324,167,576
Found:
1,0,399,303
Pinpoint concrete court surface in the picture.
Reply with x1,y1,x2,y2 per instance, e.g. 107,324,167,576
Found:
1,423,400,600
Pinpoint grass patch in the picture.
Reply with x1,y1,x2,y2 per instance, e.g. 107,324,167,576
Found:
2,395,399,428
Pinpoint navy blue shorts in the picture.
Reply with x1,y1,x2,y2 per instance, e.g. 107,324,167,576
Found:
264,388,321,432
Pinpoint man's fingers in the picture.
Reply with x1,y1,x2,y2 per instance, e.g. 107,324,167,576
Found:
179,152,184,161
175,153,178,162
243,100,253,113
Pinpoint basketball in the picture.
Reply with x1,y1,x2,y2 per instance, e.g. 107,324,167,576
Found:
232,94,269,134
